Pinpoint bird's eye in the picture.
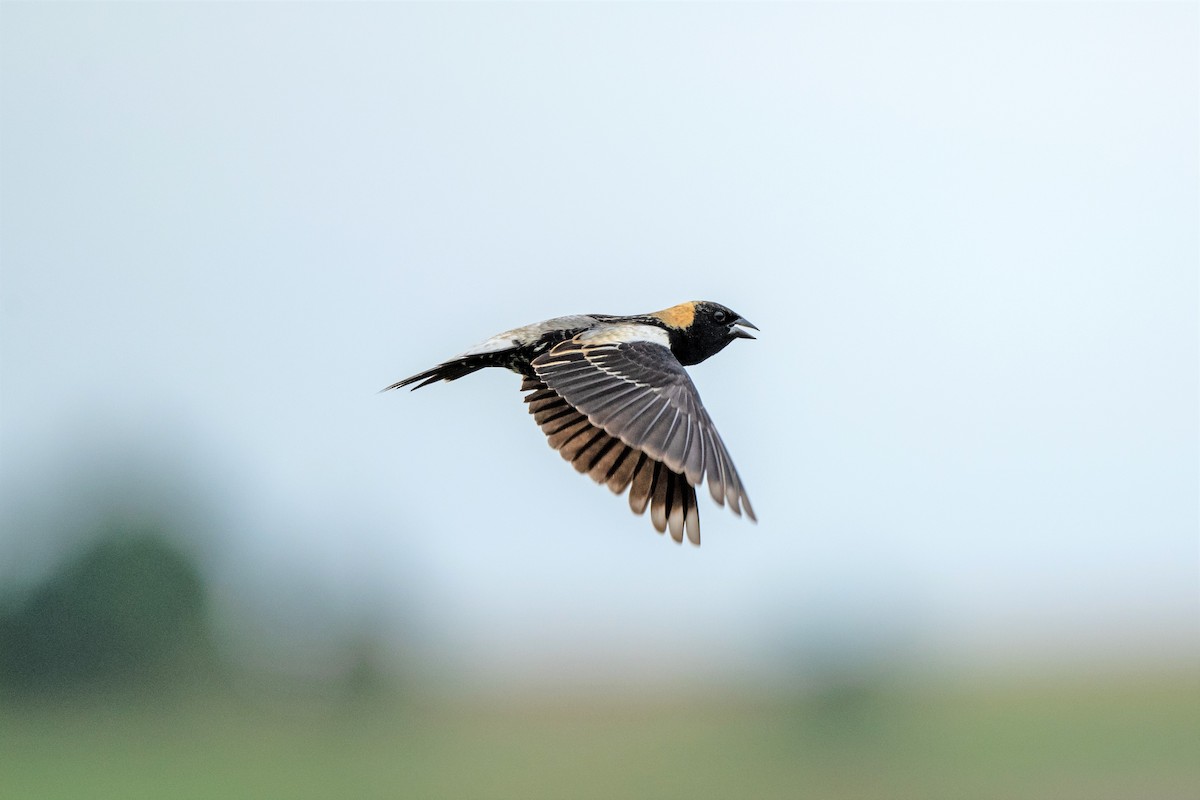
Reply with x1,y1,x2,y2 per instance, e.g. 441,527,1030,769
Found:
713,310,727,323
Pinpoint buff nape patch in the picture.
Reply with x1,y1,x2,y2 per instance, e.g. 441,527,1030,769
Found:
650,302,697,329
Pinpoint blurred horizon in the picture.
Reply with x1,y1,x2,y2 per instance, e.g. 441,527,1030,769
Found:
5,426,1195,695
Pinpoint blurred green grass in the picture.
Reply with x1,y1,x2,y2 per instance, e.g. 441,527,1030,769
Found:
1,671,1196,800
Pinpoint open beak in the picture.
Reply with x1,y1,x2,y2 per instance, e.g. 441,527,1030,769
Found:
731,316,759,340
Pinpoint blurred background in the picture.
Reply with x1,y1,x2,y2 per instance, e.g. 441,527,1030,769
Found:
1,3,1196,798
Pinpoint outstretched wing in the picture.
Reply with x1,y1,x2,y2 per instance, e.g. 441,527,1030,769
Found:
522,376,701,544
531,325,755,523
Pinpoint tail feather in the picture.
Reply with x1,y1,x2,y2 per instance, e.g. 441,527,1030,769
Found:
382,355,492,392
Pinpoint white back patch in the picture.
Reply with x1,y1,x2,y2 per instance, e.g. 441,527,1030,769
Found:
460,314,599,356
460,333,521,356
578,324,670,348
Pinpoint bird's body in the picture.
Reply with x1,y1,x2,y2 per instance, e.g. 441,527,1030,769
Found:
386,301,757,545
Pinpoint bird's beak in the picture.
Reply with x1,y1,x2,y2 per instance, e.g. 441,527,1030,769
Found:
731,316,758,340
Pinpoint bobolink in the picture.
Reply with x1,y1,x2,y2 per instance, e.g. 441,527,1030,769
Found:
386,301,757,545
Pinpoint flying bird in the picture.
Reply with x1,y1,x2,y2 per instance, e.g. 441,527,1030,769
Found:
385,301,757,545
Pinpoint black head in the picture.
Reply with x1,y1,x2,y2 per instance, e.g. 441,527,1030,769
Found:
650,301,758,366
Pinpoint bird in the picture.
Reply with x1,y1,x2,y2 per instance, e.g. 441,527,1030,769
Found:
384,301,757,546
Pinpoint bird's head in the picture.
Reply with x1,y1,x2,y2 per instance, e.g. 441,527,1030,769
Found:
650,301,758,366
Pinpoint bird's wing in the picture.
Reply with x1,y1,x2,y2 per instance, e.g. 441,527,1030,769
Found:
531,327,755,523
522,376,701,544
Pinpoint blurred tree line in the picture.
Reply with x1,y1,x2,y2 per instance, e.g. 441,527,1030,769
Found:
0,517,222,701
0,450,401,707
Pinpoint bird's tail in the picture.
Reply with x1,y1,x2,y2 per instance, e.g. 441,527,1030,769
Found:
382,354,494,392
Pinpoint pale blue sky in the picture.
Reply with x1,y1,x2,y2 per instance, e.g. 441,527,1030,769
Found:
2,3,1196,684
